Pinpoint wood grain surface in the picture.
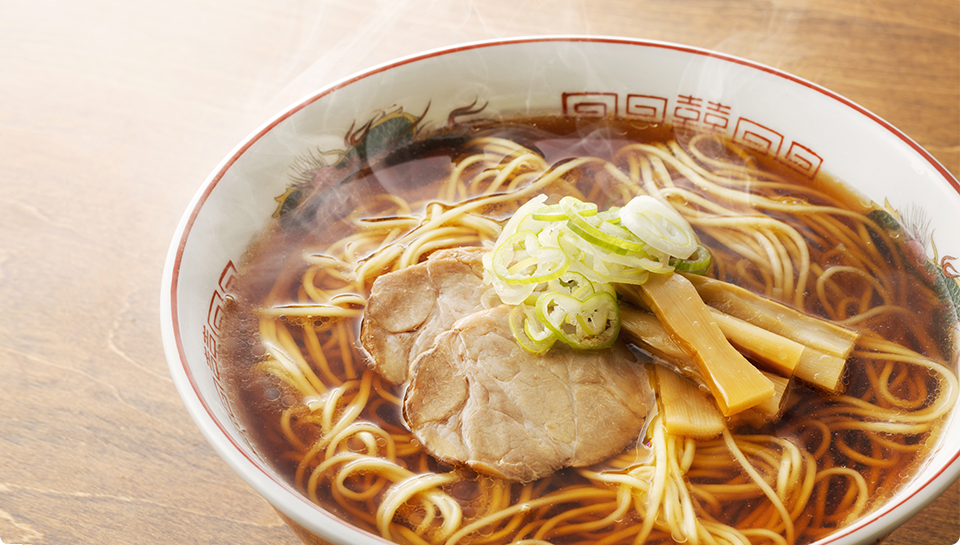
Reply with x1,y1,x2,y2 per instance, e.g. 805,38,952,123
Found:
0,0,957,544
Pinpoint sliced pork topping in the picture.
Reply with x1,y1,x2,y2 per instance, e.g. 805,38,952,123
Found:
360,247,488,384
403,305,651,482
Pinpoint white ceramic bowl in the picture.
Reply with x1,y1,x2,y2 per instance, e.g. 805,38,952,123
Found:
161,36,960,545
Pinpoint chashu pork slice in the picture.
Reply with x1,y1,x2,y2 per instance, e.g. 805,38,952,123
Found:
404,305,652,482
360,247,488,385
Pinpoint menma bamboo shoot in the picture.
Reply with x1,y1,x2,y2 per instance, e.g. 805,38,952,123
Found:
709,308,803,378
653,365,725,438
730,371,791,428
682,273,859,359
619,305,704,383
639,273,774,416
793,346,848,392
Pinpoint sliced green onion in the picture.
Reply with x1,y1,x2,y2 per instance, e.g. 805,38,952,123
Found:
595,246,674,275
524,311,555,342
498,194,549,240
562,197,647,254
498,282,537,306
673,244,712,274
565,220,629,255
490,231,570,285
597,206,622,225
509,304,557,354
590,263,651,286
484,193,704,353
547,271,596,300
619,195,698,259
535,291,619,350
532,201,597,221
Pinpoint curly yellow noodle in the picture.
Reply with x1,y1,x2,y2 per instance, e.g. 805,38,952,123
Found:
353,192,414,217
840,308,943,360
395,525,435,545
834,433,900,468
305,451,365,502
740,528,788,545
280,405,308,452
530,499,626,540
721,429,795,545
806,216,893,289
371,374,404,407
443,488,617,545
468,481,531,545
815,266,893,320
377,472,462,542
869,432,923,453
815,468,869,524
618,143,835,215
399,229,486,268
325,421,396,461
484,153,547,194
876,361,929,410
686,215,810,307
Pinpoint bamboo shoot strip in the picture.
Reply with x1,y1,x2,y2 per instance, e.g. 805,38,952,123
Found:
619,285,804,379
621,298,813,386
619,305,705,383
652,365,725,438
793,346,848,392
627,308,792,429
638,273,774,416
682,273,859,359
709,308,804,378
731,371,791,428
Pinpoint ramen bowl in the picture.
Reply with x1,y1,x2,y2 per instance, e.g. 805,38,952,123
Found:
160,37,960,545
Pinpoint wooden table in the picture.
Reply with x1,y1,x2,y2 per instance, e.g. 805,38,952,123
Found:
1,1,957,543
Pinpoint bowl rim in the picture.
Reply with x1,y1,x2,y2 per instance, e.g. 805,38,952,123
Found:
160,34,960,545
